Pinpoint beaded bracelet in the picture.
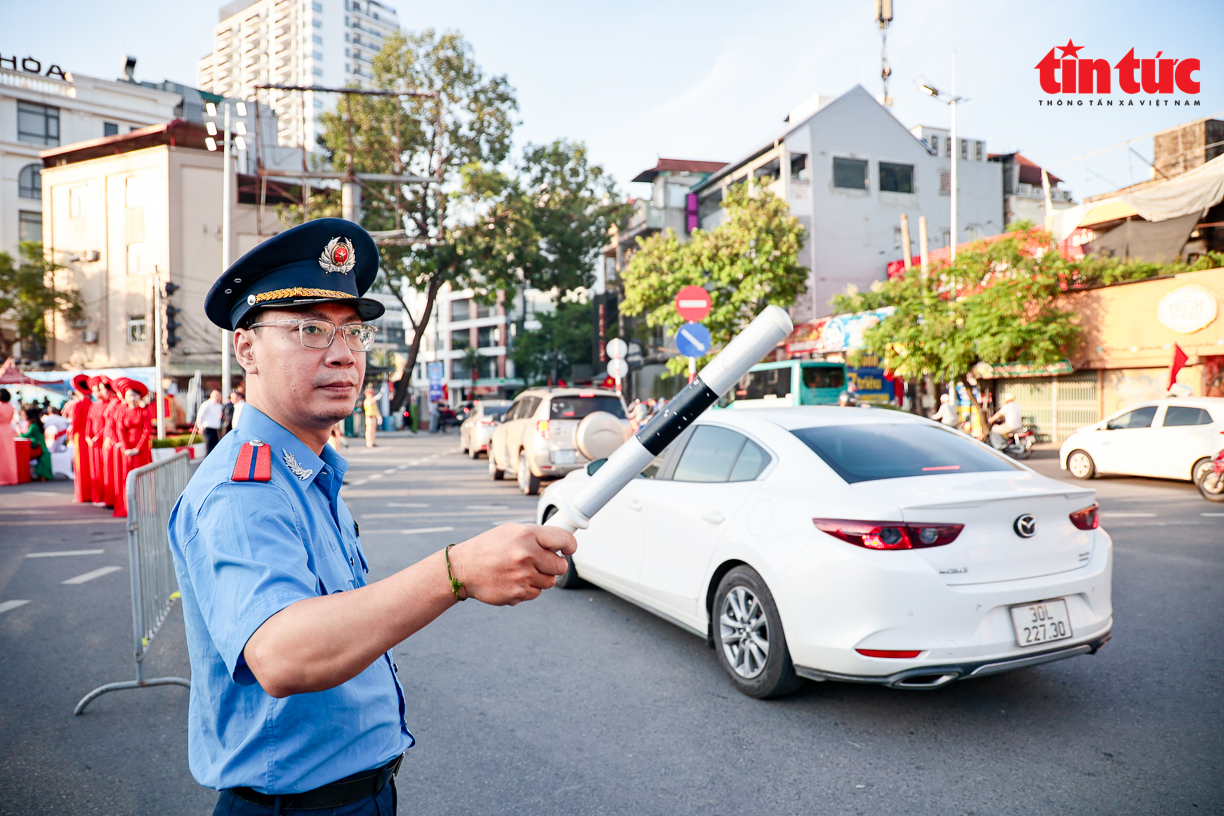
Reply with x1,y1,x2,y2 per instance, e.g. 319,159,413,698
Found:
445,544,467,601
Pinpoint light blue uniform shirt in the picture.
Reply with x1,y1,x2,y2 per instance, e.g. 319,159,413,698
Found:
168,405,413,794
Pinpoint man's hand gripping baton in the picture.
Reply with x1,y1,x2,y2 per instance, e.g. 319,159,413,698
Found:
544,305,794,533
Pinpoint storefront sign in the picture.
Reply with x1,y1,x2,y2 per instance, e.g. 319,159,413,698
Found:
785,307,894,355
974,360,1074,378
1157,284,1218,334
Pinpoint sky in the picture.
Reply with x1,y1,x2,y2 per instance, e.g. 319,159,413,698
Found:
7,0,1222,205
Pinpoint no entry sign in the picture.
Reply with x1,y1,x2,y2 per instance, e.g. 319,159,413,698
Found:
675,286,711,322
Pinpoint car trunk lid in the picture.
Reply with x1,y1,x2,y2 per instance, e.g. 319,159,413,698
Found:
849,473,1097,585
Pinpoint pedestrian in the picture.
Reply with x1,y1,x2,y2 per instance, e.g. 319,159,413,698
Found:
86,378,113,505
631,399,648,423
363,386,381,447
195,390,224,455
220,392,236,438
169,219,576,814
41,405,70,452
0,389,16,487
102,381,125,507
428,399,439,433
232,389,246,429
931,393,958,428
113,378,152,518
21,406,53,482
68,374,94,502
989,394,1023,449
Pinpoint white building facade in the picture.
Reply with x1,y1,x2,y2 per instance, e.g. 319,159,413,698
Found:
0,61,180,253
197,0,400,150
693,85,1004,321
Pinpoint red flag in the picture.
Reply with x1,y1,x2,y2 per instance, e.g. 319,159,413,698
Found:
1167,343,1189,390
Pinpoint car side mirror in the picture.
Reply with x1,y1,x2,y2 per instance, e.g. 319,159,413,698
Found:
586,458,607,476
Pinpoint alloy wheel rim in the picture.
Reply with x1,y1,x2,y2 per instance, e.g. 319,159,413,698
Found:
1070,453,1090,477
719,586,769,679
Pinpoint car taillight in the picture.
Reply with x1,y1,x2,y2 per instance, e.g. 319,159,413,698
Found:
813,518,964,550
856,649,921,658
537,419,550,439
1069,502,1099,530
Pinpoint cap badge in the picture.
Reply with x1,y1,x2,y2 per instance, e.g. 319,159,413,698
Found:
319,237,356,275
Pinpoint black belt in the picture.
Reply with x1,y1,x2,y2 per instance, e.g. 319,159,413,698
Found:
230,754,403,811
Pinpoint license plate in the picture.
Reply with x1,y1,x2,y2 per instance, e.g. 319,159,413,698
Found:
1010,599,1073,648
552,449,576,465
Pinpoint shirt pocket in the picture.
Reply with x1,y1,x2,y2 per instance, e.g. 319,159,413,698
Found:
314,543,358,595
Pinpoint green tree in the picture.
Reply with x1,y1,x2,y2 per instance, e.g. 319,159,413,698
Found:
833,227,1082,429
510,299,594,385
289,30,624,412
0,242,80,359
619,183,807,376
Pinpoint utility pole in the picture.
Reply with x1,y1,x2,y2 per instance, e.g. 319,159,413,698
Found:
221,101,232,399
874,0,894,107
152,267,166,439
950,48,958,262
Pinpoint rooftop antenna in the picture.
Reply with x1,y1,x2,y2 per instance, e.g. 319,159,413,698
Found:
874,0,893,107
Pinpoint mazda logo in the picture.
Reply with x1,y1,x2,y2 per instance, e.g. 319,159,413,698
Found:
1014,514,1037,538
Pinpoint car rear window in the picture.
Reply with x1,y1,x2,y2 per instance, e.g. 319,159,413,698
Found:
791,423,1019,483
548,396,626,419
1163,406,1213,426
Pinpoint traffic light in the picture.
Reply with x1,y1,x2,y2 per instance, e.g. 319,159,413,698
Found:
166,305,182,349
164,281,180,297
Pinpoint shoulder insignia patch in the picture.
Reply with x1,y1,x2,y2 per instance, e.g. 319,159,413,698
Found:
232,440,273,482
283,450,314,481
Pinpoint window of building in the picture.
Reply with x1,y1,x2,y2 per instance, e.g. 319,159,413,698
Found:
832,157,868,190
945,138,952,158
449,298,470,322
474,300,494,319
17,101,60,146
18,164,41,200
451,329,471,350
477,325,499,348
126,242,147,275
879,162,914,194
698,189,723,220
313,34,323,44
18,211,42,243
960,139,968,160
790,154,808,181
313,66,323,76
345,47,351,57
312,1,323,10
753,158,780,183
313,50,324,60
928,134,939,155
313,18,322,27
103,122,119,137
345,32,350,41
127,315,148,344
975,140,984,161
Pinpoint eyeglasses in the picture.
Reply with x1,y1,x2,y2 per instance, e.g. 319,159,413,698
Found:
247,319,379,352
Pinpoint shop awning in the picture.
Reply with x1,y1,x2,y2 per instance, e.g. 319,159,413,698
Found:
973,360,1074,379
1084,212,1201,264
1077,200,1139,228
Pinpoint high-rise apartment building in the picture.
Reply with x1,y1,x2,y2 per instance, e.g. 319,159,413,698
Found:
196,0,400,150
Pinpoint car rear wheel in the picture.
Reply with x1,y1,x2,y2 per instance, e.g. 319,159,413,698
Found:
468,443,480,460
1194,458,1224,502
713,566,803,699
1067,450,1095,480
517,451,540,495
542,506,586,588
489,453,504,481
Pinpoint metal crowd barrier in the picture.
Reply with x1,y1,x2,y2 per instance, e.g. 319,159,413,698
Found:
74,451,193,714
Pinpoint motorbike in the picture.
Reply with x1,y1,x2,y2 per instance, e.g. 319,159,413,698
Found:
1195,444,1224,502
992,425,1035,460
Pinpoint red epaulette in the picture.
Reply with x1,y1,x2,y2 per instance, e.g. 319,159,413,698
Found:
232,440,272,482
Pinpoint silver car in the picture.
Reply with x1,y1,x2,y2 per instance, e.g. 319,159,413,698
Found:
459,400,512,459
489,388,630,495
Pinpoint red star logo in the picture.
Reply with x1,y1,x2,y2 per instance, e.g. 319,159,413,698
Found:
333,245,348,264
1056,39,1084,59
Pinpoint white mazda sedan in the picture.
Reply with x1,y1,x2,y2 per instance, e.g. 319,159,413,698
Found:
538,408,1113,698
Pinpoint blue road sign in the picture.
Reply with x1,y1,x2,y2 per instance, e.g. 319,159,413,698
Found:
427,362,444,401
675,322,712,358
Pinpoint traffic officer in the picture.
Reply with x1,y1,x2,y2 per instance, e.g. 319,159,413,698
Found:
168,218,576,815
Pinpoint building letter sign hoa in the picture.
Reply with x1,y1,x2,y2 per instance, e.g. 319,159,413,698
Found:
1157,284,1218,334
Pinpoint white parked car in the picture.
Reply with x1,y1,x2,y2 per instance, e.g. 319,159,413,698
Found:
538,408,1113,698
459,400,512,459
1059,398,1224,482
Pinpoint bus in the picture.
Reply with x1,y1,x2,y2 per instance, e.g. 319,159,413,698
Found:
717,360,848,409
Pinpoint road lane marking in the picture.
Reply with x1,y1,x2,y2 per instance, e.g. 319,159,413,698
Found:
0,600,31,614
1100,512,1157,518
388,502,430,508
383,468,397,474
496,518,536,525
62,566,123,585
368,474,383,480
393,526,455,535
1203,513,1224,517
26,549,106,558
347,480,368,486
466,505,508,510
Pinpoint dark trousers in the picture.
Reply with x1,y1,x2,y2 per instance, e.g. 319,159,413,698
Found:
213,777,395,815
204,427,220,455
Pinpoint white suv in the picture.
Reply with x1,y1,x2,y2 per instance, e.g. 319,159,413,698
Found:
489,388,630,495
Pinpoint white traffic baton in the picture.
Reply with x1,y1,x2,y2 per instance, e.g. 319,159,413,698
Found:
545,305,793,533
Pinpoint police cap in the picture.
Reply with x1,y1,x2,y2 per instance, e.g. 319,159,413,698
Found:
204,218,385,331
